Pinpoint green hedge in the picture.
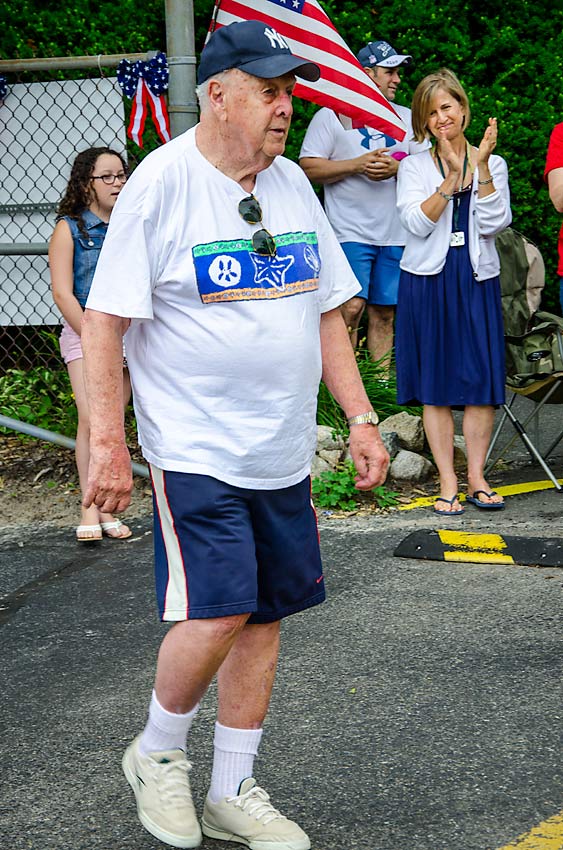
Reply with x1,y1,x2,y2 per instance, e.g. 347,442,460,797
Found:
3,0,563,307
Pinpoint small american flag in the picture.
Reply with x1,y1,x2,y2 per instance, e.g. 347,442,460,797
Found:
208,0,407,141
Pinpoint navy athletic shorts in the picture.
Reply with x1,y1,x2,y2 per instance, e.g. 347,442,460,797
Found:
150,468,325,623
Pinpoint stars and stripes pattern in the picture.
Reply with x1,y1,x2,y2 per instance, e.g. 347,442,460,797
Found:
208,0,406,140
117,52,171,148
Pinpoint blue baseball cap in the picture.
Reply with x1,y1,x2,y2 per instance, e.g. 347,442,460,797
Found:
197,20,321,84
356,40,412,69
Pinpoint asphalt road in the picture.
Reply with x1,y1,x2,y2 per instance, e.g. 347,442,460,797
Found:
1,462,562,850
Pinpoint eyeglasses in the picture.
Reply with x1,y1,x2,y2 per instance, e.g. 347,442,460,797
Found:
238,195,277,257
91,172,128,185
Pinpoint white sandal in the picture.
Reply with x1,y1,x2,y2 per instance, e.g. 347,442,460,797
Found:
100,520,132,540
76,524,103,542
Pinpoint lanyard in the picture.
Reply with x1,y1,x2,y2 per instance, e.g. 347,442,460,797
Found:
435,140,474,231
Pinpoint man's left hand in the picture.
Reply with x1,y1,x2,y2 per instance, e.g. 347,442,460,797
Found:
349,425,390,490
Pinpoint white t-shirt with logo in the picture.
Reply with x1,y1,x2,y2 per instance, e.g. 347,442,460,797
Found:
87,127,360,489
299,106,429,245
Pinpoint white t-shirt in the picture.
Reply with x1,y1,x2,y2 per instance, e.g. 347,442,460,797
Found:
299,106,429,245
87,127,360,489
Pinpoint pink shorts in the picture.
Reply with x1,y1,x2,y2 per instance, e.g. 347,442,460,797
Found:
59,321,128,367
59,322,83,365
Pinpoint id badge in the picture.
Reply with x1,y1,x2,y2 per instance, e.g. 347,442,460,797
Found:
450,231,465,247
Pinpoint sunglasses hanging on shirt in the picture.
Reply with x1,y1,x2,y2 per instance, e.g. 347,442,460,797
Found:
238,195,277,257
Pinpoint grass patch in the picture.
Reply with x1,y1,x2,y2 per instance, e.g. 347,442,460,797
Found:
0,364,78,437
317,350,421,434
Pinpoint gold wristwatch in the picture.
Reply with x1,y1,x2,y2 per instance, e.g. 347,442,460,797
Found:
347,411,379,426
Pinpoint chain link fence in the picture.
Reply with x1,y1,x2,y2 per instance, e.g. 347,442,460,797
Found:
0,57,165,456
0,58,162,372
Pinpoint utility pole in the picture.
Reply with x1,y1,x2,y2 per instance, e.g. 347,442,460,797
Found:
165,0,199,137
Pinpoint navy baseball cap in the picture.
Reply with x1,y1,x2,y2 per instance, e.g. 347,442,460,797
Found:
197,20,321,84
356,40,412,69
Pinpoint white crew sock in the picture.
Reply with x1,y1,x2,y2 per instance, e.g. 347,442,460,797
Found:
139,689,199,756
208,721,263,803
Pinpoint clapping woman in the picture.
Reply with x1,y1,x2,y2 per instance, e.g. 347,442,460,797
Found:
395,69,511,515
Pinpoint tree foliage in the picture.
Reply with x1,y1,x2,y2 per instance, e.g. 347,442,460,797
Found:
2,0,562,307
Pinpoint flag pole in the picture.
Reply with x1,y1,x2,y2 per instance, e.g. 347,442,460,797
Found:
209,0,222,34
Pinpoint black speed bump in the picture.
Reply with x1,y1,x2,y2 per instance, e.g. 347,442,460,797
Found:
394,529,563,567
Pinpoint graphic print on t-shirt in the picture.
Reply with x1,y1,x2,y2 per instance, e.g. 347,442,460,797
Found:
357,128,398,150
193,231,321,304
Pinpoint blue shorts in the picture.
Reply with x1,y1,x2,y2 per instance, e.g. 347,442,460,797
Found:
341,242,403,306
150,468,325,624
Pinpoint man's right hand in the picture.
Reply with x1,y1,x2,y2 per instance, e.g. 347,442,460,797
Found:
81,309,133,514
356,149,397,181
83,441,134,514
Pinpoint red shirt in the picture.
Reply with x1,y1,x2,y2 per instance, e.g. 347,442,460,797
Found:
544,122,563,276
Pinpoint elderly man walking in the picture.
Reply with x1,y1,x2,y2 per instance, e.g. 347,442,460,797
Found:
81,20,388,850
300,39,428,367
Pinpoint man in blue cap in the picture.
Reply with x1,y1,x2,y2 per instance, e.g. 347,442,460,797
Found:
300,39,428,370
82,20,388,850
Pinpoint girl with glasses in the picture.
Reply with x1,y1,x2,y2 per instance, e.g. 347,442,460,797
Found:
49,146,132,541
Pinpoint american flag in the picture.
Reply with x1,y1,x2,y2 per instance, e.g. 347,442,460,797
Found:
208,0,407,141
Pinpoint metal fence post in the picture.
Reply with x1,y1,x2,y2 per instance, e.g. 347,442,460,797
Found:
165,0,198,137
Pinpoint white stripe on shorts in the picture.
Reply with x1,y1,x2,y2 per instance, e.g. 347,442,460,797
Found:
150,465,189,621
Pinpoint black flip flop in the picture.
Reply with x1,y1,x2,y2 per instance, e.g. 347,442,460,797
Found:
434,495,465,515
466,490,505,509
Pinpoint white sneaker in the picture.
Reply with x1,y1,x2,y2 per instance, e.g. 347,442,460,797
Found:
201,777,311,850
122,735,202,848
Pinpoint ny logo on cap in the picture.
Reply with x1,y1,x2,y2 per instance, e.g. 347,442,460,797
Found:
264,27,290,49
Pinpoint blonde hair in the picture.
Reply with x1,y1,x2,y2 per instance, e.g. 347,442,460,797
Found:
411,68,471,143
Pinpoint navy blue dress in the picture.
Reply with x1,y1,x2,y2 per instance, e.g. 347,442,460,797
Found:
395,187,505,408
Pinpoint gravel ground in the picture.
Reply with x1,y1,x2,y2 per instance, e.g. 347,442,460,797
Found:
0,433,153,532
0,432,437,535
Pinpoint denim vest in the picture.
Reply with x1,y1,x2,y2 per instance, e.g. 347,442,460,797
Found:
63,210,108,307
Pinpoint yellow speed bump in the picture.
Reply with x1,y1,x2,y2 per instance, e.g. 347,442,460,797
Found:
394,529,563,567
495,809,563,849
439,530,514,564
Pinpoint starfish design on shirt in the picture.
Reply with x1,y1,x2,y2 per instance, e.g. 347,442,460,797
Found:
250,252,294,291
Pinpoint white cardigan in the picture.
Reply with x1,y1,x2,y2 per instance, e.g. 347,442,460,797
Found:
396,149,512,280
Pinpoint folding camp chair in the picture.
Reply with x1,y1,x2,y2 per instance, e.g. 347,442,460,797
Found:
485,228,563,491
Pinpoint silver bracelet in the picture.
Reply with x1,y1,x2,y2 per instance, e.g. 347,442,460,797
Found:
436,187,454,201
478,177,494,185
